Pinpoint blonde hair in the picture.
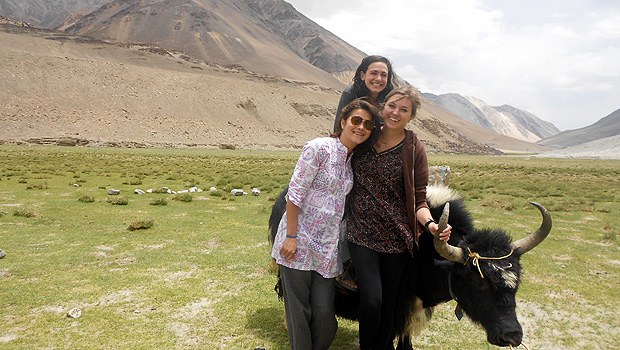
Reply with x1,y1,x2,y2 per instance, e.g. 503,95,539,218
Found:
381,85,422,118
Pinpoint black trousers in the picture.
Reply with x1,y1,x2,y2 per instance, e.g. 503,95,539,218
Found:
348,242,409,350
280,265,337,350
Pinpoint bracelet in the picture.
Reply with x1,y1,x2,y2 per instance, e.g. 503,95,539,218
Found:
424,219,436,232
286,235,297,238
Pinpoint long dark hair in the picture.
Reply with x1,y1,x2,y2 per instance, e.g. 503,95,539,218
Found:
351,55,395,103
333,98,382,155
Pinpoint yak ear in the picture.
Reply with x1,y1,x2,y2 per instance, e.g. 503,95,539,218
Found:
434,258,455,269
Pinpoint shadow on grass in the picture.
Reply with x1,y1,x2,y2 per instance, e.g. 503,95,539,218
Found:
247,307,359,349
246,306,288,347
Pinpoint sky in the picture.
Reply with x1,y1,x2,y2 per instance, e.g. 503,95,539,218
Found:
285,0,620,131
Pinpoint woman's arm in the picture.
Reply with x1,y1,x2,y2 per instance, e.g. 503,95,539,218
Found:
280,200,300,260
411,135,451,241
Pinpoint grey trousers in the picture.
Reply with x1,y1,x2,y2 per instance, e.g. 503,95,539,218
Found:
280,265,338,350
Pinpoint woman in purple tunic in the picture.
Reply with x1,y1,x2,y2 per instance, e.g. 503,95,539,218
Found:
271,98,381,350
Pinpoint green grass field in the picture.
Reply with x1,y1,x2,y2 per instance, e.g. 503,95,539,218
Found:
1,145,619,349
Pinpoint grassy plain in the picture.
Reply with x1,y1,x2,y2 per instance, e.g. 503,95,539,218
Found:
1,145,619,349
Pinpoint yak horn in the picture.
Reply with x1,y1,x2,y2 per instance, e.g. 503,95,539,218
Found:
433,203,467,264
512,201,552,254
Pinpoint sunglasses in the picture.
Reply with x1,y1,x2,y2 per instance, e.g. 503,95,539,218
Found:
349,115,375,131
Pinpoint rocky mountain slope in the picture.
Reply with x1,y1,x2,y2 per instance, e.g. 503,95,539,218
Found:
534,134,620,160
0,0,111,29
59,0,364,89
2,0,563,152
537,109,620,149
423,93,560,142
1,24,548,154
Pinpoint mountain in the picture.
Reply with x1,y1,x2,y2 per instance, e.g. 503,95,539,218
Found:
59,0,364,89
0,0,112,29
0,14,34,27
535,134,620,160
423,93,560,143
0,24,550,154
538,109,620,148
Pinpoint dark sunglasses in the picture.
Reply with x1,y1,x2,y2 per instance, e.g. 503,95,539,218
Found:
349,116,375,130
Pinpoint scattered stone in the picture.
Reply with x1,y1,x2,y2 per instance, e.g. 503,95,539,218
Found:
67,308,82,319
0,248,6,259
146,189,153,193
134,189,145,194
177,190,189,194
252,188,260,196
209,187,217,192
108,189,120,195
73,184,80,187
189,187,202,193
231,189,246,196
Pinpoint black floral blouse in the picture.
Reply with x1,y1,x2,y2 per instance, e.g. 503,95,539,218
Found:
346,141,414,253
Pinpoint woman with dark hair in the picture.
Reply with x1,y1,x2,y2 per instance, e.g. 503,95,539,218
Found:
333,55,397,292
333,55,396,133
271,98,381,350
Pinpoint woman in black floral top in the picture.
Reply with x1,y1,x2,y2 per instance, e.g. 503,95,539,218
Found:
346,86,452,350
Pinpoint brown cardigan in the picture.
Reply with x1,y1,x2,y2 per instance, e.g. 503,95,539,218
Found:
401,129,430,249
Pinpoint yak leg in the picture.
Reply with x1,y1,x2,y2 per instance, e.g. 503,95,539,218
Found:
396,335,413,350
396,298,434,350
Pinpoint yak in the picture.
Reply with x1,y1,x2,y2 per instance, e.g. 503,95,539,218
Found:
268,184,552,349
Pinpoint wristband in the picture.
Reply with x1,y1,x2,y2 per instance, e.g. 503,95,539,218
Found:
424,219,436,232
286,235,297,238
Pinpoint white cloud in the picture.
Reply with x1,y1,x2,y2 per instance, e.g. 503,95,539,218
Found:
286,0,620,130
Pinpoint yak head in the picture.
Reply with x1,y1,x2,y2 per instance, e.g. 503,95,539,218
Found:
428,186,552,347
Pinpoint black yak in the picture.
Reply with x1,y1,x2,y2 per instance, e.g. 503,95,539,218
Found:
269,184,552,349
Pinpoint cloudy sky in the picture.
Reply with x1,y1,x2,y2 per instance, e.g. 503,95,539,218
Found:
286,0,620,131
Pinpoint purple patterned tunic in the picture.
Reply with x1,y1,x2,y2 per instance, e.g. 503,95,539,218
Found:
271,137,352,278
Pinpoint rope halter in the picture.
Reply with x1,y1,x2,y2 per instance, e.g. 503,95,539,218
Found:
465,248,514,279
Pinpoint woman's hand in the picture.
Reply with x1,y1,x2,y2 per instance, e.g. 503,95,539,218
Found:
430,223,452,242
280,237,297,260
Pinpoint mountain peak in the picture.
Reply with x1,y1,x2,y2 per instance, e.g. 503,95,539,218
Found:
59,0,363,88
424,92,560,142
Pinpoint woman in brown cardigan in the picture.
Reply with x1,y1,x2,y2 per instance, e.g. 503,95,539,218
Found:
345,86,452,350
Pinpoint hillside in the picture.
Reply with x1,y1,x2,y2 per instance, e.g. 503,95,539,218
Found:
423,93,559,142
2,24,524,154
0,0,111,29
538,109,620,149
60,0,364,89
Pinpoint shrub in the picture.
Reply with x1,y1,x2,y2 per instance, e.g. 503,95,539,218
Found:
26,182,48,190
122,178,142,185
209,189,224,197
127,219,154,231
149,198,168,206
184,178,199,187
78,195,95,203
171,193,192,202
13,208,37,218
107,197,129,205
